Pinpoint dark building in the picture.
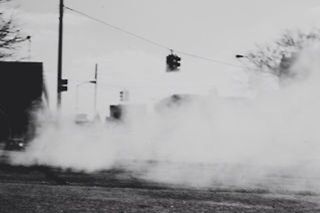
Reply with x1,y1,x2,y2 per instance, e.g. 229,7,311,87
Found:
0,61,46,146
107,104,147,122
109,105,123,120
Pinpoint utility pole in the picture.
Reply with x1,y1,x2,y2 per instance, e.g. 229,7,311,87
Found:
57,0,64,109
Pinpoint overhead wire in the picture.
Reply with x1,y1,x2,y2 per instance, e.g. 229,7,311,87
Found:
64,5,244,69
64,6,170,50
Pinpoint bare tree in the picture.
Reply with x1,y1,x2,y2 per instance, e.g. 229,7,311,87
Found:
243,29,320,78
0,0,26,59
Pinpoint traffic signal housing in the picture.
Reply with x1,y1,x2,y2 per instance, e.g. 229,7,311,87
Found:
119,90,129,102
120,91,124,101
58,78,68,92
166,54,181,71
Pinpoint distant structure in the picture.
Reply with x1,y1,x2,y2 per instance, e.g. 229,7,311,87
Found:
109,105,123,120
155,94,200,113
106,104,147,122
0,61,47,149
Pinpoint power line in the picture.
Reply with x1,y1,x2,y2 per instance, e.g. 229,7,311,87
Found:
64,5,244,69
174,51,243,68
64,6,169,50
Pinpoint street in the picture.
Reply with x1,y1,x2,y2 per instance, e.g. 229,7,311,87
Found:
0,160,319,213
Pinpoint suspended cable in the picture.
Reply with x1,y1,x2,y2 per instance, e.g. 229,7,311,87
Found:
174,51,243,68
64,6,170,50
64,5,244,69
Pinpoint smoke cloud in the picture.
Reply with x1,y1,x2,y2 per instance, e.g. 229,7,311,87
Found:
9,46,320,193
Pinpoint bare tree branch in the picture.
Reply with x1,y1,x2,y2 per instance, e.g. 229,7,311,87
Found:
244,29,320,78
0,0,26,59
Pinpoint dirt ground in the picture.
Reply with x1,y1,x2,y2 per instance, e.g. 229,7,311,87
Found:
0,163,319,213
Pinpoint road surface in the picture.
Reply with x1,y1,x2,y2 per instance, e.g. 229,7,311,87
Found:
0,155,319,212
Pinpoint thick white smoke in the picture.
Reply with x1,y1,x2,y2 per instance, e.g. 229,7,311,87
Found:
9,46,320,193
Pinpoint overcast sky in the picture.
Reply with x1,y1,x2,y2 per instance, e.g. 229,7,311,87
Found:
8,0,320,114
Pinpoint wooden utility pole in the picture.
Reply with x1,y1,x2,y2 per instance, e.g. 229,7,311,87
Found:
57,0,64,109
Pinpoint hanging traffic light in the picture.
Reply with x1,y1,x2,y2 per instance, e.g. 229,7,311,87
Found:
166,53,181,71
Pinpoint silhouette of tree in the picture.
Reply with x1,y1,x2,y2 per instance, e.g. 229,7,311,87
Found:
0,0,26,59
243,29,320,78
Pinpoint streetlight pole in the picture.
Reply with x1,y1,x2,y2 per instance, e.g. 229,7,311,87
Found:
94,63,98,115
75,81,93,112
26,35,31,60
57,0,64,109
74,64,98,114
